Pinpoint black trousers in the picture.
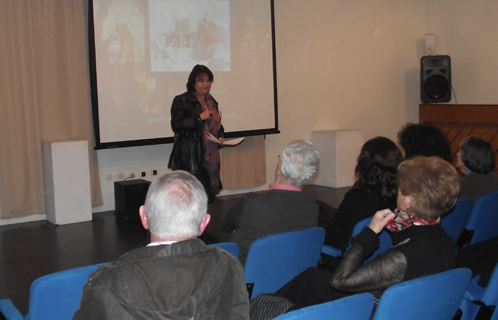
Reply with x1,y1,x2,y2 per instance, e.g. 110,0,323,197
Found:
193,170,216,204
275,267,353,310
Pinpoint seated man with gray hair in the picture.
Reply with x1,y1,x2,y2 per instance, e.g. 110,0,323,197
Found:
220,140,320,265
74,171,249,320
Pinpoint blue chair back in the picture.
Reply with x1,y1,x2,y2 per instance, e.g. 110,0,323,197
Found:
460,191,498,246
480,263,498,319
351,216,392,262
272,292,375,320
373,268,472,320
244,227,325,299
441,198,473,242
459,262,498,320
28,263,105,320
209,242,240,257
0,263,104,320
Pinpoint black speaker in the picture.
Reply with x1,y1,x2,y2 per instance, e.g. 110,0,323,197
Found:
114,179,151,219
420,55,451,103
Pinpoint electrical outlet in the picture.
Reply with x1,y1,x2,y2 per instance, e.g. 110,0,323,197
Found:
129,172,136,178
152,169,158,176
141,171,146,177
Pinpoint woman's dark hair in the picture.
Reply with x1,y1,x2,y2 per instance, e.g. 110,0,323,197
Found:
353,136,403,201
186,64,213,92
460,136,496,174
397,123,453,163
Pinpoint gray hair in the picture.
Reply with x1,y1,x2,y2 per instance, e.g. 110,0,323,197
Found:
144,171,208,239
280,140,320,187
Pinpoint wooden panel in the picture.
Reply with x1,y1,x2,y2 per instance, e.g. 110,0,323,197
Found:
419,104,498,174
419,104,498,124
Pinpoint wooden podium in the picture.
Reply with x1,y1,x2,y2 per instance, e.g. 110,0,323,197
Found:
419,104,498,173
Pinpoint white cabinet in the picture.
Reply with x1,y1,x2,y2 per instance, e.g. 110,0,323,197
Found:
42,140,92,225
310,130,363,188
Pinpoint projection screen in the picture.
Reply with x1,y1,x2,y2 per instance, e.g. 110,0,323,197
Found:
89,0,279,149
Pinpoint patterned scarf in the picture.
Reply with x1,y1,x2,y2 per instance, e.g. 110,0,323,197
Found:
385,209,439,232
196,92,222,194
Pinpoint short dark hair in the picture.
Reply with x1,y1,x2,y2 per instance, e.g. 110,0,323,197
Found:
186,64,213,92
460,136,496,174
353,136,403,201
398,156,459,221
397,123,453,163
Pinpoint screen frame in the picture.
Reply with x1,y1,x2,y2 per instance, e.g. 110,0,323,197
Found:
88,0,279,150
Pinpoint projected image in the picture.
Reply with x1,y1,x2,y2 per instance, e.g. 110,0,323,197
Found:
148,0,230,72
90,0,277,147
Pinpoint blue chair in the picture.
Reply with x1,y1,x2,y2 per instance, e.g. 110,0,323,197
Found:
209,242,240,257
272,292,375,320
441,197,473,243
0,263,105,320
322,216,392,261
372,268,472,320
244,227,325,299
321,244,342,257
459,263,498,320
350,216,392,262
457,191,498,246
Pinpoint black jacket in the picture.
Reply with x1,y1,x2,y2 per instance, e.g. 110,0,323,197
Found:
168,91,224,174
330,224,456,299
73,239,249,320
220,189,319,265
326,186,396,252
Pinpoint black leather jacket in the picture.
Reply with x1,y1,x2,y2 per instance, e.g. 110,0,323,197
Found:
168,91,224,174
330,224,456,299
73,239,249,320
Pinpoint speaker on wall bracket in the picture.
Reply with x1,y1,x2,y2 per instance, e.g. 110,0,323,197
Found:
420,55,451,103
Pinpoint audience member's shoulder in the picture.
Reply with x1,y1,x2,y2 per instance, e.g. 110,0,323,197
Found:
82,260,123,288
342,187,378,200
241,191,266,201
210,246,240,260
208,246,245,273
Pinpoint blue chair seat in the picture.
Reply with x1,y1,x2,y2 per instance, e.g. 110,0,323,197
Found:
457,191,498,246
244,227,325,299
0,263,105,320
273,292,375,320
459,262,498,320
208,242,240,257
372,268,472,320
441,197,473,243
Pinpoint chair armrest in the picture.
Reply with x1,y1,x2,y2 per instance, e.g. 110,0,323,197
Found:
456,228,474,247
321,244,342,257
463,276,484,301
0,299,24,320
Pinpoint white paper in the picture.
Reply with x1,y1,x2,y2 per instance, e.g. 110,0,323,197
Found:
207,133,244,147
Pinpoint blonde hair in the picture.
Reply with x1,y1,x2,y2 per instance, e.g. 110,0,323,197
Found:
397,156,459,221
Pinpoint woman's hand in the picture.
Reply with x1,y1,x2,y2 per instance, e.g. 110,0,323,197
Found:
368,209,395,234
218,137,226,144
199,109,212,120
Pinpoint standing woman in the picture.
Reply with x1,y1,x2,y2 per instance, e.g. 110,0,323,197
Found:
168,65,225,203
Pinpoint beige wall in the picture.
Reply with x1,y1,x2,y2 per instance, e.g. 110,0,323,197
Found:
427,0,498,104
91,0,498,212
4,0,498,222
